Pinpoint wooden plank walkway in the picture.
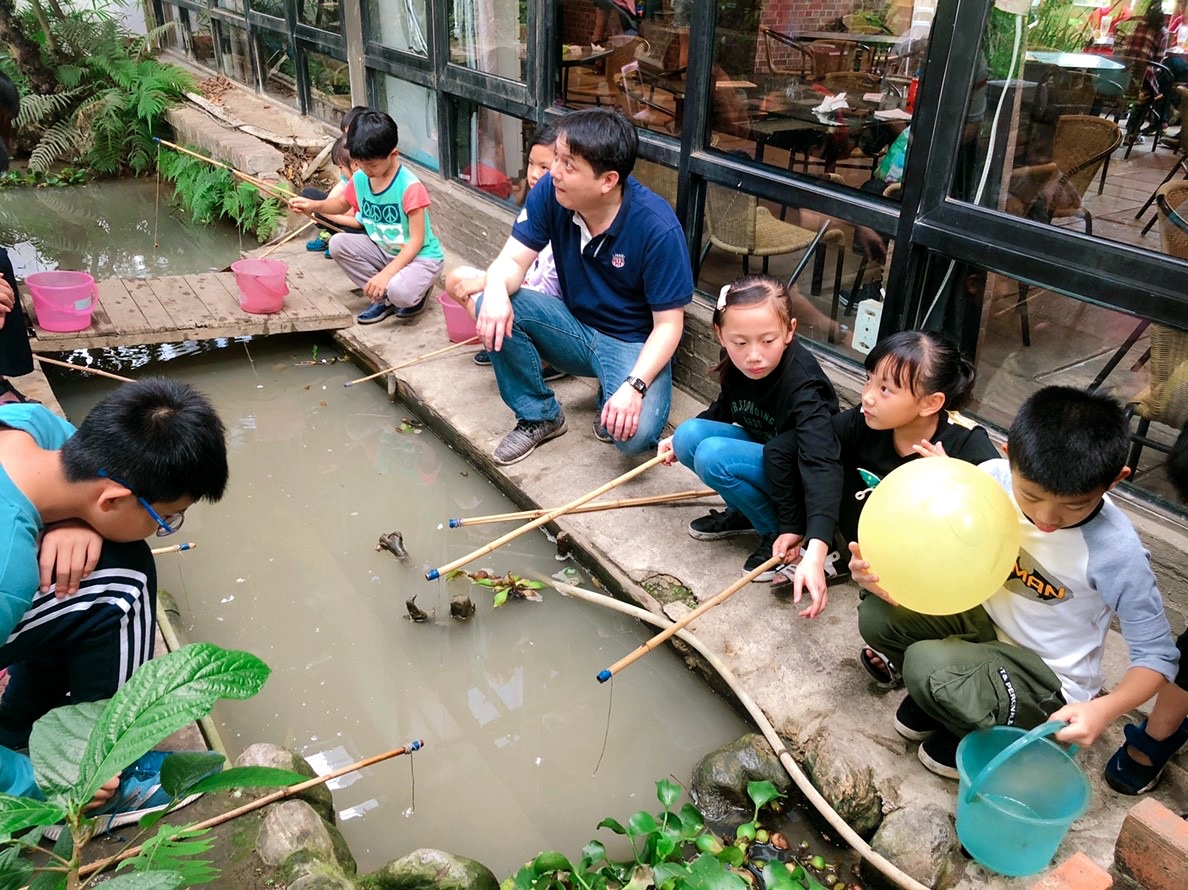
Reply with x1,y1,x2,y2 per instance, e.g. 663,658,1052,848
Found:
22,267,352,352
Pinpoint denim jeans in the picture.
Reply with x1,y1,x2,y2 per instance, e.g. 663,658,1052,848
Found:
478,287,672,455
672,418,778,534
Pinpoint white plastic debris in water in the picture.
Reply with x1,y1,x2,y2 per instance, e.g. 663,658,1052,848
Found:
305,745,363,791
436,523,443,530
236,578,245,584
339,799,379,821
219,595,235,604
256,384,264,389
402,806,415,817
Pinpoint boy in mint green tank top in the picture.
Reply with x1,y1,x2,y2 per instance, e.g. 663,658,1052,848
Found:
292,110,444,325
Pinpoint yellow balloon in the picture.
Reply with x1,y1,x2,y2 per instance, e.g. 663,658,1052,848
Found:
857,458,1021,615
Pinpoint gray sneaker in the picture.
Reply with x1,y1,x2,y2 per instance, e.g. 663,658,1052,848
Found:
493,413,567,465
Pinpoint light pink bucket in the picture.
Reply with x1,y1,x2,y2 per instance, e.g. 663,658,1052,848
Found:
25,271,97,332
231,259,289,314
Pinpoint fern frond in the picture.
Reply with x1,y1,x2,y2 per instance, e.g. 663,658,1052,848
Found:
28,120,82,172
16,89,88,128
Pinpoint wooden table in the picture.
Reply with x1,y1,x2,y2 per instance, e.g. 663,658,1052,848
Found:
558,46,614,103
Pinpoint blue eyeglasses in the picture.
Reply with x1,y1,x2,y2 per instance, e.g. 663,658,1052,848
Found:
96,468,185,537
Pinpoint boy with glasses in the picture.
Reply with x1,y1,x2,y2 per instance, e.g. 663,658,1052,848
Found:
0,378,228,823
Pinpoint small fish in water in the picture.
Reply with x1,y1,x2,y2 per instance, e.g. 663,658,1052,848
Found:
405,595,432,622
449,594,476,620
376,531,407,560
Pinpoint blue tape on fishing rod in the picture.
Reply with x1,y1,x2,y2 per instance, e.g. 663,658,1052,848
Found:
426,568,440,581
596,669,611,683
448,519,461,528
407,739,423,752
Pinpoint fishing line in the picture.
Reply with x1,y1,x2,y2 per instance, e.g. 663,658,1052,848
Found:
153,143,161,249
242,340,258,377
591,677,614,776
404,746,417,816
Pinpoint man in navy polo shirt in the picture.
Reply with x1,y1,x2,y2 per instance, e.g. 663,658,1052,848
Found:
476,109,693,466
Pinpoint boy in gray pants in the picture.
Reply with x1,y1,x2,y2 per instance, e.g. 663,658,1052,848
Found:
292,111,444,324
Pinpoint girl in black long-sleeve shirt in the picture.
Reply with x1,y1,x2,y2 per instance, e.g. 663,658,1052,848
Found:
659,275,842,618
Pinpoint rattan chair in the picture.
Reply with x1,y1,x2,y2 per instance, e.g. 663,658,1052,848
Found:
700,182,846,307
759,27,812,80
565,36,646,108
1136,85,1188,235
1126,181,1188,476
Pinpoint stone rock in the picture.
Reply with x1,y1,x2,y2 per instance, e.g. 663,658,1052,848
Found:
290,873,357,890
236,741,335,822
256,799,357,875
691,733,791,822
802,735,883,837
865,805,964,890
363,847,501,890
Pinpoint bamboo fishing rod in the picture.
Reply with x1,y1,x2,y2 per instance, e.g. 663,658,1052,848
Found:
33,355,134,384
343,336,481,387
258,219,317,259
152,137,293,201
595,554,782,683
447,488,717,527
150,542,197,555
427,454,665,580
78,740,424,878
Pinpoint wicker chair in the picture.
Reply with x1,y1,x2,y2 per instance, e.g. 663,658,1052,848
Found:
1127,180,1188,476
700,182,846,309
1136,86,1188,236
565,36,647,108
759,27,813,80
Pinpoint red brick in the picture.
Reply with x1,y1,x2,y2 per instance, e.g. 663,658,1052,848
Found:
1114,797,1188,890
1030,851,1112,890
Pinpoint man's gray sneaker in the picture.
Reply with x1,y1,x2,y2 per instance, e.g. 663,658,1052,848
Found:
493,413,568,465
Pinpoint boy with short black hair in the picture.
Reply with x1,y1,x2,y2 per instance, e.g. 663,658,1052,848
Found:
0,378,228,819
292,111,444,324
853,386,1179,778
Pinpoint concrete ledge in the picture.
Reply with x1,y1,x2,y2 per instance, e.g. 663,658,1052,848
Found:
1115,797,1188,890
163,105,285,180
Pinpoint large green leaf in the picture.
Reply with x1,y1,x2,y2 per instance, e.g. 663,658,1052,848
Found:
677,803,705,839
76,644,269,804
651,862,689,890
159,752,226,797
118,825,217,885
184,765,306,796
29,700,105,802
746,780,784,812
655,778,681,810
0,795,66,836
684,854,747,890
625,811,657,837
0,844,33,890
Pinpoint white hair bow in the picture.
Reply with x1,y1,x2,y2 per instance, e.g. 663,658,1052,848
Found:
717,284,730,311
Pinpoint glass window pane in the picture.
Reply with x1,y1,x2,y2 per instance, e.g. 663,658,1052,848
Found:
697,180,892,351
298,0,341,31
449,102,539,205
556,1,683,138
307,49,352,124
256,32,300,109
954,0,1188,261
216,21,254,86
707,0,927,193
373,74,440,171
449,0,527,83
366,0,430,56
159,3,185,53
190,11,215,66
251,0,286,18
214,0,247,11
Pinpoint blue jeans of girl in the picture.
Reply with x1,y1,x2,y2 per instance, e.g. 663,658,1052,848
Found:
672,418,778,534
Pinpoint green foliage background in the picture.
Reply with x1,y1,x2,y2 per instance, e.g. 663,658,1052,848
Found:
157,148,289,243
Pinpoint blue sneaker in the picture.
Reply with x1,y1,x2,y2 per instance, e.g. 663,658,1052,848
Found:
357,301,396,324
305,231,330,251
393,294,428,319
44,750,212,839
324,247,332,259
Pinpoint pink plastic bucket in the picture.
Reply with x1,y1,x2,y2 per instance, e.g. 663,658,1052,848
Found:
437,291,477,343
231,259,289,314
25,271,96,332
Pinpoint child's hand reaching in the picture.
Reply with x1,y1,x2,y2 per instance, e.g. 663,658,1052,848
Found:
289,195,316,216
790,537,829,618
39,520,103,597
848,541,899,606
911,440,948,458
1049,699,1112,747
657,436,677,464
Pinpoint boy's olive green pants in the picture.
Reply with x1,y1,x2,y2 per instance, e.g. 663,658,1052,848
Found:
858,596,1066,736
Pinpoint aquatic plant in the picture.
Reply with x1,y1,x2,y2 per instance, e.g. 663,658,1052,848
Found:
3,4,193,174
0,643,308,888
448,569,547,608
0,166,88,187
157,147,289,242
505,778,843,890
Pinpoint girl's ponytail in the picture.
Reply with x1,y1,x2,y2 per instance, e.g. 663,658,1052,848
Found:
865,330,977,410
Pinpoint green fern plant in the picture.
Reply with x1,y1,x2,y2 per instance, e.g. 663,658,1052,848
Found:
158,148,289,242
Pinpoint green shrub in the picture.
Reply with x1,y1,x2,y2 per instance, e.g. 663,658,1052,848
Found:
158,148,289,242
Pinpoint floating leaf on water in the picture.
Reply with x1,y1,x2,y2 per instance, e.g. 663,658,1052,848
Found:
492,588,510,608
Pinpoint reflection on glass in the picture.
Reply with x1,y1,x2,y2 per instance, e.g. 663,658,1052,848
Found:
960,1,1188,261
704,0,928,192
448,0,527,83
159,3,185,53
449,102,538,205
216,22,254,86
257,32,299,107
373,75,440,171
556,1,686,137
213,0,246,11
298,0,341,31
252,0,286,18
190,12,215,64
696,181,890,351
366,0,429,56
307,49,352,125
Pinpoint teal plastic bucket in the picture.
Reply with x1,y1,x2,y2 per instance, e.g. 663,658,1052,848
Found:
956,721,1090,877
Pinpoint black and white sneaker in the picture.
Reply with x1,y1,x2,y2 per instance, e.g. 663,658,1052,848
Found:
918,729,961,780
895,695,943,742
688,508,753,540
743,533,780,582
492,412,568,465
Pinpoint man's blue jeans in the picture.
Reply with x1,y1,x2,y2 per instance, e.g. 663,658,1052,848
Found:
672,418,778,534
478,288,672,455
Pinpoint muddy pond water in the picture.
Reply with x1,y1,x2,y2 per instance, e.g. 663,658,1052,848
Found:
51,333,752,876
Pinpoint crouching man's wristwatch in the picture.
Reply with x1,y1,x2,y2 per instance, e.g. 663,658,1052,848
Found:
625,375,648,397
